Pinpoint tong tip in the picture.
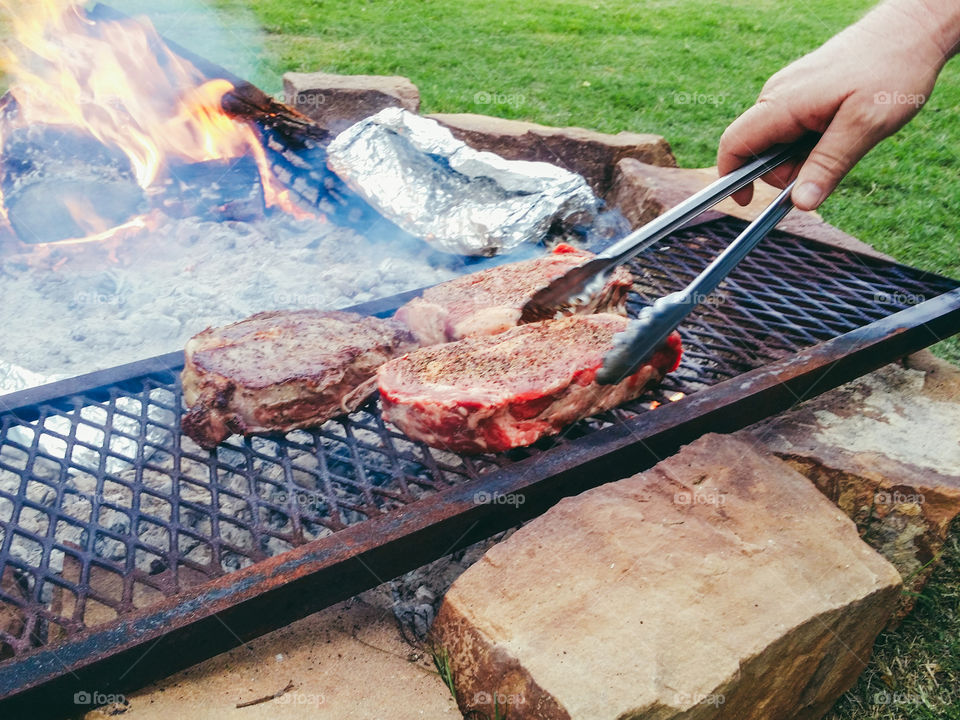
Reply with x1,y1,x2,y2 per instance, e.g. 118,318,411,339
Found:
519,261,611,324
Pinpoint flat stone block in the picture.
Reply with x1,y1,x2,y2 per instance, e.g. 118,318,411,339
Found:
429,112,675,195
283,71,421,133
751,352,960,621
432,434,901,720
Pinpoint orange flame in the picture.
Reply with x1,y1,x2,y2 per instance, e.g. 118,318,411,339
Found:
648,392,685,411
0,0,309,236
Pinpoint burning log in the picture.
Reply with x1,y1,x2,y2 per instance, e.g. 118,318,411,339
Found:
85,4,381,229
159,156,265,223
86,4,333,150
0,2,379,247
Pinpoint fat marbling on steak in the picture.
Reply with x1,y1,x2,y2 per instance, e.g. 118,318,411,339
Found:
378,313,683,454
181,310,417,449
393,243,633,345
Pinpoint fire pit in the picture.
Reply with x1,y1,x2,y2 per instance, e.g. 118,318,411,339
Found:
2,210,959,714
0,4,515,385
1,3,960,718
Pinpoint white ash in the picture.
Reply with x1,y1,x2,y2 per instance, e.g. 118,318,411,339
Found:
0,431,337,578
1,401,495,600
0,211,471,382
357,529,517,642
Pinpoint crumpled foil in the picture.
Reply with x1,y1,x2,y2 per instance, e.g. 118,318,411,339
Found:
326,108,599,256
1,360,169,475
0,362,60,396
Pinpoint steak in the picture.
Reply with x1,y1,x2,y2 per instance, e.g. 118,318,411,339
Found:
182,310,416,449
378,313,682,454
394,244,633,345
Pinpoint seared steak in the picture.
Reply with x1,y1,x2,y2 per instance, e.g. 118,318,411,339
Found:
378,313,682,454
394,244,633,345
182,310,416,449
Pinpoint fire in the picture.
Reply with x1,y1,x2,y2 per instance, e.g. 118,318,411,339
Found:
648,392,685,411
0,0,310,241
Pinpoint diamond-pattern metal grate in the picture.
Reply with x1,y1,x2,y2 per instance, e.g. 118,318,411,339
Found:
1,217,958,671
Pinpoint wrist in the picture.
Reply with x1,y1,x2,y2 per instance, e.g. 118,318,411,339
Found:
877,0,960,65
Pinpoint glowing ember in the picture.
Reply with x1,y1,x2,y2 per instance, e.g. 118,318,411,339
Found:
648,392,685,411
0,0,310,240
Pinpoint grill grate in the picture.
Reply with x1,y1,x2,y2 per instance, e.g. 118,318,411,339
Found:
1,216,958,705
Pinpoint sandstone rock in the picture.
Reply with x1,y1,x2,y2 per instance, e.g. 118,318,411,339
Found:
432,434,901,720
750,353,960,622
282,72,420,133
607,158,893,261
429,113,676,196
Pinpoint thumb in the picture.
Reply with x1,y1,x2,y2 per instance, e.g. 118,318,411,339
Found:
792,102,888,210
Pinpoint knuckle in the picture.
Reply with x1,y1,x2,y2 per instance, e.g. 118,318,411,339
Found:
717,124,738,151
756,85,779,105
759,65,799,99
805,146,854,179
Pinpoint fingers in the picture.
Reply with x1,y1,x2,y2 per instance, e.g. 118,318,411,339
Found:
717,100,814,206
727,160,802,207
730,184,753,207
717,100,812,176
791,101,889,210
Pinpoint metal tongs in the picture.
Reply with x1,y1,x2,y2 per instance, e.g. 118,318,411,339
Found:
519,140,812,385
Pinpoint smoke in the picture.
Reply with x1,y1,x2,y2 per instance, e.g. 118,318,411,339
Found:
103,0,268,89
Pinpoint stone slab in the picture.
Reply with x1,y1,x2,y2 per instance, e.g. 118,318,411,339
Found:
432,434,901,720
607,158,894,261
83,592,456,720
429,112,676,196
283,71,421,133
750,352,960,621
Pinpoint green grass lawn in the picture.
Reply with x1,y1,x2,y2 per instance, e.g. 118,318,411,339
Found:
28,1,960,717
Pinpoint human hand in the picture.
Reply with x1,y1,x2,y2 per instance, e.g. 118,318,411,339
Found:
718,0,960,210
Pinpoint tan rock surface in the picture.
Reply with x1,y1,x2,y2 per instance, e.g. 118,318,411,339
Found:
429,113,676,195
432,434,901,720
283,72,421,133
87,592,456,720
751,353,960,620
607,158,893,261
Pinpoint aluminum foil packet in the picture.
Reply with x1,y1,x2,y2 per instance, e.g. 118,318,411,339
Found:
326,108,599,256
0,361,59,397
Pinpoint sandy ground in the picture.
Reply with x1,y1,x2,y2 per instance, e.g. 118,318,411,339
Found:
84,587,457,720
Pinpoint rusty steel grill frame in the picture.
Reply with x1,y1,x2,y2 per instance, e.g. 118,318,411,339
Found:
2,215,959,716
